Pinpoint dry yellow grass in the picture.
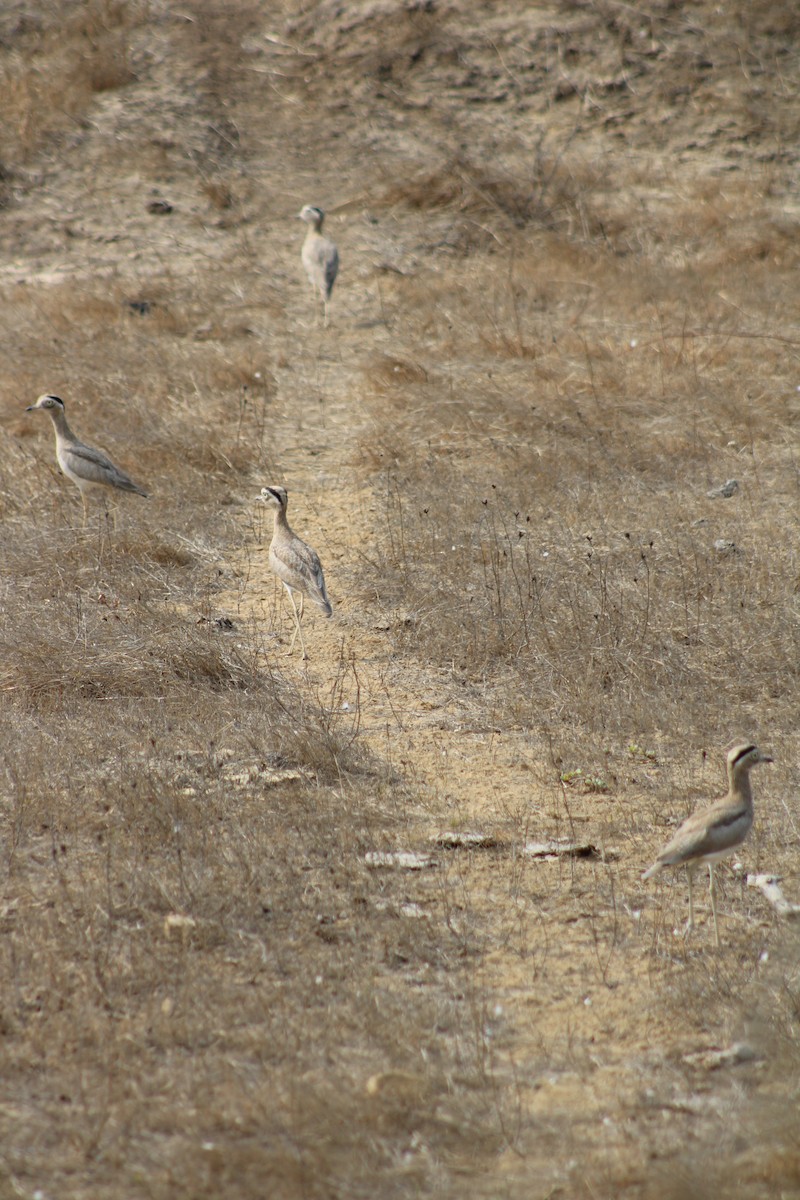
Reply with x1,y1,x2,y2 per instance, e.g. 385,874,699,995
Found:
0,1,799,1197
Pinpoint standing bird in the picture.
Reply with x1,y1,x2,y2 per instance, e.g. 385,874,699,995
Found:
642,741,773,946
259,486,332,659
25,393,148,524
298,204,339,327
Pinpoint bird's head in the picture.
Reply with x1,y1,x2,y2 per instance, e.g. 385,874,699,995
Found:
298,204,324,227
259,486,288,512
26,393,65,414
726,741,773,776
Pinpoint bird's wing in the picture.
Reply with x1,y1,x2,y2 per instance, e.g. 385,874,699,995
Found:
653,799,751,867
304,238,338,292
65,444,147,494
323,245,339,292
271,541,332,615
66,442,117,474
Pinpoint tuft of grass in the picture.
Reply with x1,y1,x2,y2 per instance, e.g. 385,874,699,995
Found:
378,143,605,239
0,0,146,166
354,230,800,759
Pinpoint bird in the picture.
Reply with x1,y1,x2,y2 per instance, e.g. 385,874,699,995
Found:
298,204,339,327
25,393,148,524
258,486,332,659
642,741,773,946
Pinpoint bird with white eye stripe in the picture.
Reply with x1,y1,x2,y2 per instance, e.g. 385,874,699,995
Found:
25,393,148,524
258,485,332,659
298,204,339,327
642,741,773,946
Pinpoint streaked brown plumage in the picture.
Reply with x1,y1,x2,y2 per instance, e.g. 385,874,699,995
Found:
642,741,773,945
259,486,331,659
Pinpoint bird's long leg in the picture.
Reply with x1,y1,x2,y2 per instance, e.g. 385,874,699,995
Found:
81,491,89,530
101,499,114,543
709,864,720,948
687,868,695,933
284,584,307,659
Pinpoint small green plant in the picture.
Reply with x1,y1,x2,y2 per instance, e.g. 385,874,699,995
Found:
628,743,657,762
560,768,610,793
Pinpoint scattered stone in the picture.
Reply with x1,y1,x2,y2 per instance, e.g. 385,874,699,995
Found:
365,850,437,870
706,479,739,498
713,538,737,555
164,913,196,938
221,763,304,788
433,830,498,849
147,198,174,214
683,1042,760,1071
374,900,429,919
524,838,601,860
366,1070,430,1100
195,614,235,630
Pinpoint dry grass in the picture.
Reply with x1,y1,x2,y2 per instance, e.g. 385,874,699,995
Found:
1,0,799,1197
356,269,800,747
0,483,494,1198
0,0,145,169
376,141,605,243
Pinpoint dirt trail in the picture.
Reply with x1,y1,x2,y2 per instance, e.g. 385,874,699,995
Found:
208,231,795,1185
221,400,722,1193
219,302,668,1150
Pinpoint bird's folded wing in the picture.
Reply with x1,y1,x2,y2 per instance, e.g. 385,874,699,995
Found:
67,443,117,473
657,802,750,866
271,544,331,612
66,444,143,492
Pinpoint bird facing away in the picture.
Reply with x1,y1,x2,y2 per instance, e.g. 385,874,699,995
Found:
299,204,339,327
26,394,148,524
259,485,332,659
642,741,773,946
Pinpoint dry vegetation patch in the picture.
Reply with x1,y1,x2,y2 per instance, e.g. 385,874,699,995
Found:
1,0,799,1197
0,0,147,171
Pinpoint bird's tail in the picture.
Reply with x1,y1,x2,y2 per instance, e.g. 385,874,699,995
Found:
121,480,148,497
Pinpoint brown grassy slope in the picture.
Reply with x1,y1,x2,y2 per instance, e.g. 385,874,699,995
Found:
0,1,799,1198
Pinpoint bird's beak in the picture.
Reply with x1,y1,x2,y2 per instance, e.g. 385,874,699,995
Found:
25,404,36,411
760,753,774,763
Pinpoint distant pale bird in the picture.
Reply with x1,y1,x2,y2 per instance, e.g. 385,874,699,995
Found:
299,204,339,326
26,393,148,523
642,741,773,946
259,485,332,659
